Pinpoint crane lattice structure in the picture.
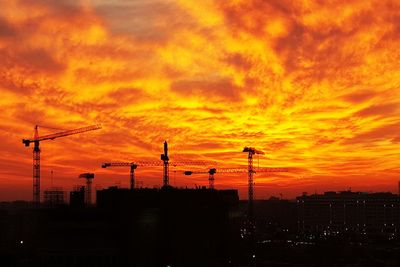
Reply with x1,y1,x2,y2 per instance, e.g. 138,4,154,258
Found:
243,147,265,218
184,167,288,190
161,141,169,187
102,160,212,189
79,173,94,206
22,124,101,204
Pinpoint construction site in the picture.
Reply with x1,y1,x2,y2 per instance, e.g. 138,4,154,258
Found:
0,124,290,267
1,125,400,267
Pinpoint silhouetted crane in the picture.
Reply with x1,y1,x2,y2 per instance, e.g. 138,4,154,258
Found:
102,160,212,189
243,147,265,208
22,124,101,204
161,141,169,187
184,167,288,190
102,161,159,190
79,173,94,205
184,168,217,189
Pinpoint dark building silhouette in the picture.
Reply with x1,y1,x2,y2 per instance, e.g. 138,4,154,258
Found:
297,191,400,234
0,187,240,267
69,186,85,208
5,189,400,266
251,198,298,240
96,186,239,266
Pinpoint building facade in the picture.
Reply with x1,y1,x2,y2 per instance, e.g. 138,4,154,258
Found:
297,191,400,234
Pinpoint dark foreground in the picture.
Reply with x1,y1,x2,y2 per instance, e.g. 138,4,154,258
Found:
1,189,400,266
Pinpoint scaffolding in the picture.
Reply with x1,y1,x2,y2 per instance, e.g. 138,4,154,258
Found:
43,187,65,206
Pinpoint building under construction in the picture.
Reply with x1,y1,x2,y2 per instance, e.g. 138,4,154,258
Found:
1,186,241,267
15,137,288,266
96,186,240,267
43,187,65,207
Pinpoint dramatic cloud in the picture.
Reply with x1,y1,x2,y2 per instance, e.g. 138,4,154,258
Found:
0,0,399,200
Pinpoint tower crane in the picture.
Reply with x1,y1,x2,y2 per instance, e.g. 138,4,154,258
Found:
184,167,288,190
79,173,94,206
102,161,159,190
184,168,217,189
22,124,102,204
161,141,169,187
102,160,212,189
243,147,265,209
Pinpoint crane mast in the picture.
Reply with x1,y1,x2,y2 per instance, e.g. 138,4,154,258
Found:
243,146,265,259
79,173,95,205
102,158,213,189
102,162,138,190
102,140,213,189
184,167,288,190
130,164,137,190
33,126,40,204
23,124,101,204
243,147,265,219
161,141,169,187
208,168,216,189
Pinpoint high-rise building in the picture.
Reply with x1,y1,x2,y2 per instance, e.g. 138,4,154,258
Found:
297,191,400,233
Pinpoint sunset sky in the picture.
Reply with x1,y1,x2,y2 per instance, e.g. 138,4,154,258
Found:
0,0,399,201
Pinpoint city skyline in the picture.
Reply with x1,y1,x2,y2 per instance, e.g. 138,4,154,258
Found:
1,0,400,201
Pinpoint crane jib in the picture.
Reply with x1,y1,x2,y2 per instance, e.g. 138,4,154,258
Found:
22,124,102,204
